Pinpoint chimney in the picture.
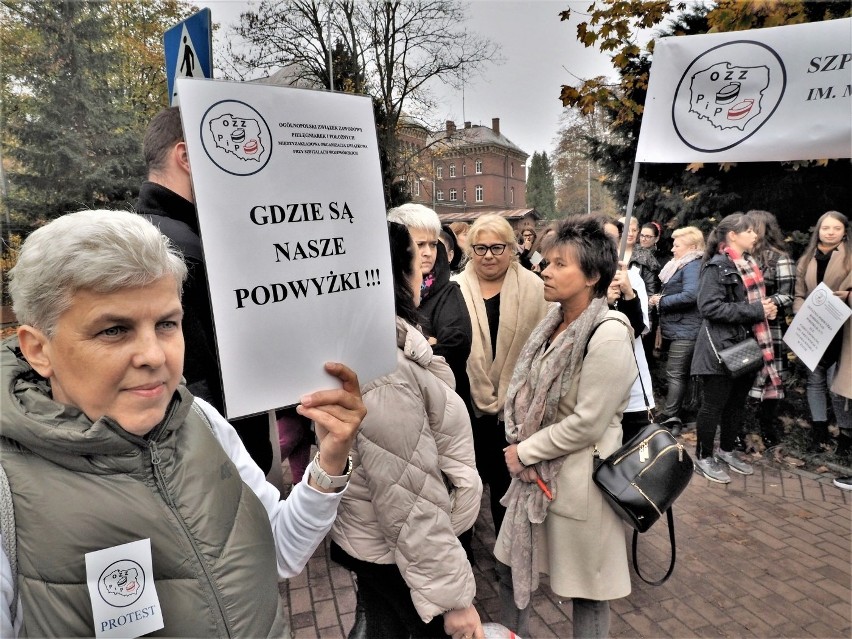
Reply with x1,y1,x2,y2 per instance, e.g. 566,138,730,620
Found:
464,121,471,129
446,120,456,134
492,118,500,135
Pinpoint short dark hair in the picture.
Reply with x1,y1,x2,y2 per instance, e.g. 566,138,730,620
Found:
540,214,617,299
388,221,419,325
143,107,184,175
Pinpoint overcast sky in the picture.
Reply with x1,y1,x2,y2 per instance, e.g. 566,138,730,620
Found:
192,0,616,163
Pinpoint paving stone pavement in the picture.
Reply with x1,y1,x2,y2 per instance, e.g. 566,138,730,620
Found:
278,458,851,639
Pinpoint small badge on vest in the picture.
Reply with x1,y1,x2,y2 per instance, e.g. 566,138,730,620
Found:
85,539,164,638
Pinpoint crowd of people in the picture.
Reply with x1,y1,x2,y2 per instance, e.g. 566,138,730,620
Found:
1,107,850,638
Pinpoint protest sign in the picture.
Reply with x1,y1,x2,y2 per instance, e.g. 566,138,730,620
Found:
637,18,852,163
176,78,396,418
784,282,852,372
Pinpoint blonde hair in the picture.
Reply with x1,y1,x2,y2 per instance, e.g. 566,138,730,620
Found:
466,214,517,259
671,226,705,251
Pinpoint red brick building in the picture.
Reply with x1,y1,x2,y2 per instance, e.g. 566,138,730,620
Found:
400,118,539,231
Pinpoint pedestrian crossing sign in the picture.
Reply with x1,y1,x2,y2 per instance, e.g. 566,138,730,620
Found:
164,9,213,106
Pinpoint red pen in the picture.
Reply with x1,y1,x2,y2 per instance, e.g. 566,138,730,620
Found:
536,478,553,501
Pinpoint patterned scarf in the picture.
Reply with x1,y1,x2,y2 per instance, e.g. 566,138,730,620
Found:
723,247,783,399
658,250,703,284
500,296,609,609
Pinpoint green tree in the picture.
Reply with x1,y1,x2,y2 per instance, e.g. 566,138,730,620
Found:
1,0,192,234
526,151,557,219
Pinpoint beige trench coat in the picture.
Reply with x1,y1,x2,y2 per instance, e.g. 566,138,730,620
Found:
494,311,636,601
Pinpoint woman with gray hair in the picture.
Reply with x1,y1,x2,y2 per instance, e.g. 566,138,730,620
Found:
1,210,366,637
387,204,472,411
452,214,549,535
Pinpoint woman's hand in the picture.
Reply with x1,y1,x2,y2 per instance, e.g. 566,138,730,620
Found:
649,294,661,308
297,362,366,476
503,443,526,476
762,298,778,321
443,605,484,639
612,261,635,300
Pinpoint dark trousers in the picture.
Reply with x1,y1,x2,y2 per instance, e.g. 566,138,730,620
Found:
330,542,449,639
470,411,511,535
696,375,751,459
661,339,696,420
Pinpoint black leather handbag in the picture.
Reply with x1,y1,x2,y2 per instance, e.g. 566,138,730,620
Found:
705,327,763,379
593,424,693,533
591,338,694,585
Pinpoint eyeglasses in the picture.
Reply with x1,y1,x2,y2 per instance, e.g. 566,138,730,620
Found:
471,243,507,256
639,234,657,240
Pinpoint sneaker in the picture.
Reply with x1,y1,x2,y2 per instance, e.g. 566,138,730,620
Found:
832,476,852,491
716,449,754,475
694,457,731,484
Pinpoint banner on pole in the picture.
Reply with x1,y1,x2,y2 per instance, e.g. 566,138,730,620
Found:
636,18,852,163
176,78,397,418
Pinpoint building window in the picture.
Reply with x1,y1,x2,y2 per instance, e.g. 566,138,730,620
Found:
511,163,514,177
436,166,443,179
449,188,457,201
462,188,467,202
462,164,467,176
449,163,456,178
437,190,444,201
475,185,483,202
414,180,420,196
510,186,514,204
475,159,482,174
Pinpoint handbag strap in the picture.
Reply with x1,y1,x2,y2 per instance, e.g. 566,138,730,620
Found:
704,325,724,365
631,508,677,586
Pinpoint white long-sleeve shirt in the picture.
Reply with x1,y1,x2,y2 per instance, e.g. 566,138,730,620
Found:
0,398,343,637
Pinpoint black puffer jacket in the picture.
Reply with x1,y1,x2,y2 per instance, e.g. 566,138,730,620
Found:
691,253,766,376
419,243,473,405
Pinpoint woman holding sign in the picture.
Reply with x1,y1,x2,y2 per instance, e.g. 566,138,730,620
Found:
1,210,366,637
793,210,852,453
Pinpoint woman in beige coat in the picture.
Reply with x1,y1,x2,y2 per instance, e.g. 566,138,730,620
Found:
452,214,549,535
497,215,637,638
793,210,851,452
330,222,483,639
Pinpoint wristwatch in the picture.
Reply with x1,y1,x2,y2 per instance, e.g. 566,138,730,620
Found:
309,451,353,490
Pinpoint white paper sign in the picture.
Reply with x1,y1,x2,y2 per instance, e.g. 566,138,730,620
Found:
783,282,852,372
85,539,163,638
176,78,397,418
637,18,852,162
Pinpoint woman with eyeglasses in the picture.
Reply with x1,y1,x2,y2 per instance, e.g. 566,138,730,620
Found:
452,214,549,535
517,228,539,271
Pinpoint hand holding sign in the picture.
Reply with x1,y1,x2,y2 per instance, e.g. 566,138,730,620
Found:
297,362,365,476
